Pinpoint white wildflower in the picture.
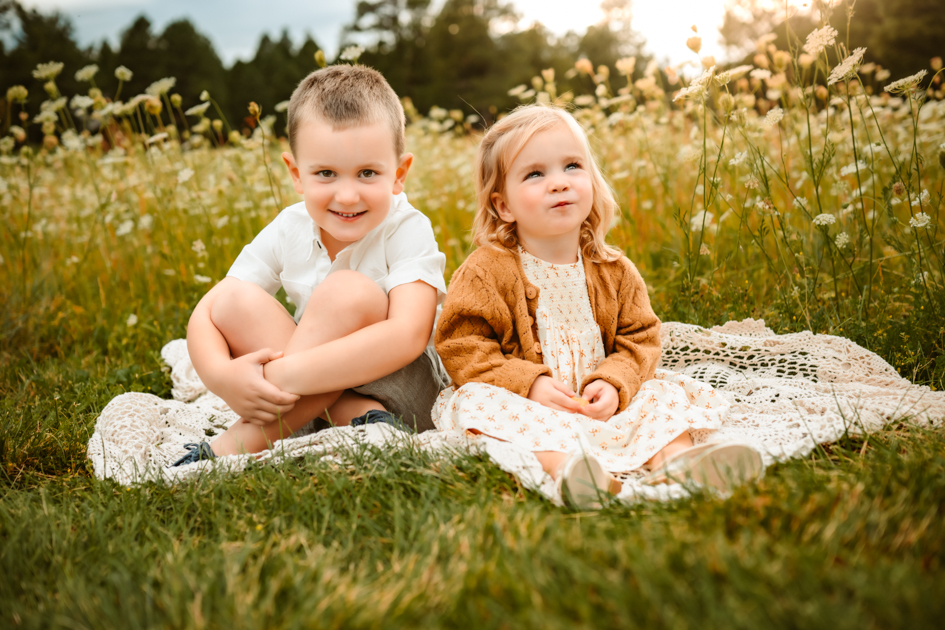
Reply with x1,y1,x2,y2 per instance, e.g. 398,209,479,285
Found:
61,130,84,151
793,197,807,210
114,66,133,81
673,66,715,102
839,160,869,176
803,26,837,56
215,215,230,229
70,94,94,110
274,100,290,113
74,64,98,82
911,189,930,206
890,197,902,206
749,68,771,81
812,213,836,226
727,65,754,81
146,77,176,96
184,102,211,117
126,313,138,327
177,168,194,184
729,151,747,166
909,213,931,228
115,219,134,236
690,210,714,232
41,97,67,112
884,70,927,94
33,110,58,124
339,45,363,61
764,107,784,126
699,244,711,256
199,90,210,102
745,176,760,190
573,95,596,107
192,239,207,257
827,48,866,85
507,84,527,97
194,274,212,284
139,215,153,230
32,61,64,80
835,232,850,248
0,137,14,154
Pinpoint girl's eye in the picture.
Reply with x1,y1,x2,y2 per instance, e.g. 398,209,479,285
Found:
565,162,581,171
525,170,542,180
316,170,334,178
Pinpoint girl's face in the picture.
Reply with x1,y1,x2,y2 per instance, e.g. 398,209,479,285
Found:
491,122,594,256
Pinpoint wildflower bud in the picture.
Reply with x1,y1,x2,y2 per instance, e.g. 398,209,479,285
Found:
932,56,943,71
248,101,261,118
893,181,905,196
44,81,57,97
166,124,178,138
701,55,715,70
575,58,593,75
87,88,102,101
92,96,106,110
597,65,610,80
19,112,28,122
315,49,326,68
42,121,56,135
212,119,223,133
753,54,770,70
738,93,756,109
773,50,791,72
798,53,815,69
541,68,555,84
6,85,28,102
531,76,544,91
170,93,182,107
11,126,26,142
182,130,191,140
228,130,241,145
717,93,734,112
21,145,33,158
686,36,702,54
146,98,162,115
815,85,828,101
43,134,59,150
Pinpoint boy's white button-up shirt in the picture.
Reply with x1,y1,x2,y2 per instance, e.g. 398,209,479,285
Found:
227,193,447,326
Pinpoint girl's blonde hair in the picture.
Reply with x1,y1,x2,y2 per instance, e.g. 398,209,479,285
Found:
472,104,621,263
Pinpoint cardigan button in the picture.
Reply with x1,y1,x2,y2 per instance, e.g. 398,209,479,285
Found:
525,286,539,299
526,315,535,327
532,341,542,354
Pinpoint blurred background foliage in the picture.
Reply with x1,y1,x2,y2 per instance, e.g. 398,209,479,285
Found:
2,0,943,136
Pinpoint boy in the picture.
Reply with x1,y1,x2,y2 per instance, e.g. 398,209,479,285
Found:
172,65,448,465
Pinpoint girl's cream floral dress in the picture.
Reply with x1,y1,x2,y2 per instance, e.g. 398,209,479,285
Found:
432,249,728,473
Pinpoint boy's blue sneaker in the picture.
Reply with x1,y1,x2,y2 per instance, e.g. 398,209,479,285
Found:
350,410,413,433
170,442,216,467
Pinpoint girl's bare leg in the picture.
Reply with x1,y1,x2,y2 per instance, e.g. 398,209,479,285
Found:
644,431,694,471
535,451,622,494
209,271,389,455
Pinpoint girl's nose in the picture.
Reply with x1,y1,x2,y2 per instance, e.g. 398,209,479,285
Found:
549,173,570,192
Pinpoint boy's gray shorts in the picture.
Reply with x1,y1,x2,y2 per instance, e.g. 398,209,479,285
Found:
297,347,450,434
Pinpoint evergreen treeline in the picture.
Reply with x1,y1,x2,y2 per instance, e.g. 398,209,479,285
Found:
1,0,942,136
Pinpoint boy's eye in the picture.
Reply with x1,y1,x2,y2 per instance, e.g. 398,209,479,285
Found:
360,169,377,178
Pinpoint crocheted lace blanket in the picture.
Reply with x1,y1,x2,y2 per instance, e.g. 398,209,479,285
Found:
87,319,945,503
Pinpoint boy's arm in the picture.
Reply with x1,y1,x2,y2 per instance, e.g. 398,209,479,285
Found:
579,260,661,412
262,280,438,395
187,278,299,420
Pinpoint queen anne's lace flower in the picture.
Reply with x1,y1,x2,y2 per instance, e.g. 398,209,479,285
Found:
729,151,747,166
839,160,868,176
909,213,931,228
750,68,771,80
184,102,210,117
835,232,850,248
75,64,98,82
827,48,866,85
114,66,133,81
339,45,363,61
146,77,177,96
813,213,836,226
33,61,64,80
911,189,930,207
884,70,927,94
673,66,715,102
764,107,784,126
803,26,837,56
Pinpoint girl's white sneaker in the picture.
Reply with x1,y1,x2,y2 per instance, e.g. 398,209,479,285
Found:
555,451,618,509
644,442,764,496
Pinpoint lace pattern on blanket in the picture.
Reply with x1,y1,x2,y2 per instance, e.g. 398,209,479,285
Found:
87,319,945,504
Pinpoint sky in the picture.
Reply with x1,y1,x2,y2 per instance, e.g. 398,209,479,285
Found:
18,0,793,67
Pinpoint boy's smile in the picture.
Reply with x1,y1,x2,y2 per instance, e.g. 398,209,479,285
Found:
283,118,412,259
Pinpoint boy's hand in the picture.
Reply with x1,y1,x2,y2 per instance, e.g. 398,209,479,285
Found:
218,349,300,425
580,380,619,420
527,376,585,414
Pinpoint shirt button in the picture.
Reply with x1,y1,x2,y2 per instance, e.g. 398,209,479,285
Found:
533,342,542,354
525,286,539,299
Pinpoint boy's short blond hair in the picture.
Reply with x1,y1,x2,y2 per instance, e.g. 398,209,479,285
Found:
287,65,406,158
472,104,621,263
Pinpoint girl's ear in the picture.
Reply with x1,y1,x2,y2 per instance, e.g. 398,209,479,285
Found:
491,192,515,223
282,152,304,195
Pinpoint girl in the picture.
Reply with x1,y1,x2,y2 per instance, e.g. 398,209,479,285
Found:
433,105,763,508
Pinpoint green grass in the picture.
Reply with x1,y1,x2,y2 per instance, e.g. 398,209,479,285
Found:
2,421,944,628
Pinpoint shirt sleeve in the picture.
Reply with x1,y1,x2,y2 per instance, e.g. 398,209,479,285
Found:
381,210,448,303
579,259,661,412
436,263,551,397
225,211,285,295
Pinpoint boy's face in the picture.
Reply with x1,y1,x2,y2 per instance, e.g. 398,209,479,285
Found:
283,117,412,256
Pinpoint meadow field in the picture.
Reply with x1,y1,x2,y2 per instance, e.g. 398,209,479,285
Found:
2,30,945,628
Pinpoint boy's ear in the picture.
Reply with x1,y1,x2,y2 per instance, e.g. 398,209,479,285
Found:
282,152,304,194
492,192,515,223
392,152,413,195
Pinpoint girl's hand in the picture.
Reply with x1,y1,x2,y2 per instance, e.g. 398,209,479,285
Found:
219,349,300,425
580,380,619,420
527,376,585,413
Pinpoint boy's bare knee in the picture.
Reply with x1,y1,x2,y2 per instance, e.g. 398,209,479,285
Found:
210,281,277,332
312,270,388,327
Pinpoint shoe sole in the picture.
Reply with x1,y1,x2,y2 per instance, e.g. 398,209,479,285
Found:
562,454,613,509
674,444,764,494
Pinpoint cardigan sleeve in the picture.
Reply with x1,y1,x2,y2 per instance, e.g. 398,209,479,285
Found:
435,263,551,397
580,259,661,412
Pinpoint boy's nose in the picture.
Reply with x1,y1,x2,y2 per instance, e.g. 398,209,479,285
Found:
335,181,360,205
